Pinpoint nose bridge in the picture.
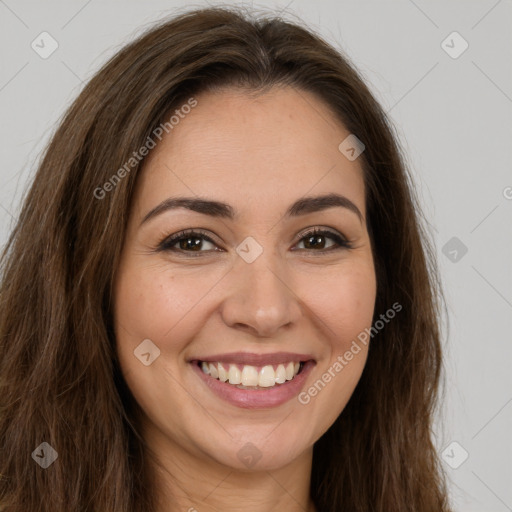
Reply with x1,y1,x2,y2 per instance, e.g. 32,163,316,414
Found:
220,237,300,337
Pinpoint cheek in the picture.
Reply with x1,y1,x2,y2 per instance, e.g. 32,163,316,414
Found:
331,271,376,349
112,259,231,415
114,262,218,352
322,262,376,385
300,258,377,350
112,261,213,427
292,260,376,432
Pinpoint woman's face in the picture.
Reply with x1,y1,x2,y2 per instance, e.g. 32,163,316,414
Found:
113,86,377,471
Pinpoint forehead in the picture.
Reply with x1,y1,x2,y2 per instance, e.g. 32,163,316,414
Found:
134,86,366,220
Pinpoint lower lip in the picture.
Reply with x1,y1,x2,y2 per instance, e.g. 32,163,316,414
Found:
191,360,316,409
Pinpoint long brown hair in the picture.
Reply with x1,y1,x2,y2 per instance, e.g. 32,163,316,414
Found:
0,6,450,511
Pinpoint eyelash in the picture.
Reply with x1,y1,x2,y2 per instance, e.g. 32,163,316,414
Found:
156,227,352,256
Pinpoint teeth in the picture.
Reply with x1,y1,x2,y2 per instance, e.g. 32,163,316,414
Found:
200,361,302,388
285,362,295,380
217,362,228,382
208,363,218,379
228,364,241,385
241,365,259,386
275,364,286,384
258,365,275,387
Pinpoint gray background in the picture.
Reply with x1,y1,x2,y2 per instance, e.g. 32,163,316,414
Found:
1,0,511,510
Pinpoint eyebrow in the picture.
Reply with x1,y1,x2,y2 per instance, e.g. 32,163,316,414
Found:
139,192,363,226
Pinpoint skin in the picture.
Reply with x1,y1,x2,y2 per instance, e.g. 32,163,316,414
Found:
113,85,377,512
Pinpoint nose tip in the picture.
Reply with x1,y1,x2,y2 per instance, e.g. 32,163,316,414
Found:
220,257,301,338
244,307,294,337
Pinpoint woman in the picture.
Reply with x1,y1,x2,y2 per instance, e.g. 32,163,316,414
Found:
0,6,451,511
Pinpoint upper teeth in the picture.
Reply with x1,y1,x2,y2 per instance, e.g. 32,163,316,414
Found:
201,362,301,387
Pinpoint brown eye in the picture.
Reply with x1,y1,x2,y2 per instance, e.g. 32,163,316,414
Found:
157,227,351,257
293,228,351,252
158,230,220,254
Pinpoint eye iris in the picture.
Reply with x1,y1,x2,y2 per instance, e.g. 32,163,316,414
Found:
304,234,326,249
180,237,202,250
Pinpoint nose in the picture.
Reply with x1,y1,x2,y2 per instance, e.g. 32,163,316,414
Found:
220,248,302,338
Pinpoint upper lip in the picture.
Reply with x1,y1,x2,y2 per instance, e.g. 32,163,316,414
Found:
189,351,315,366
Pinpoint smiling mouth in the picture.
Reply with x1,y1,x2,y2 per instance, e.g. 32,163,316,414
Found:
195,360,306,389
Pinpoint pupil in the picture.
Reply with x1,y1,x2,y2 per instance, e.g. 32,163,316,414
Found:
306,235,324,249
181,237,201,250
